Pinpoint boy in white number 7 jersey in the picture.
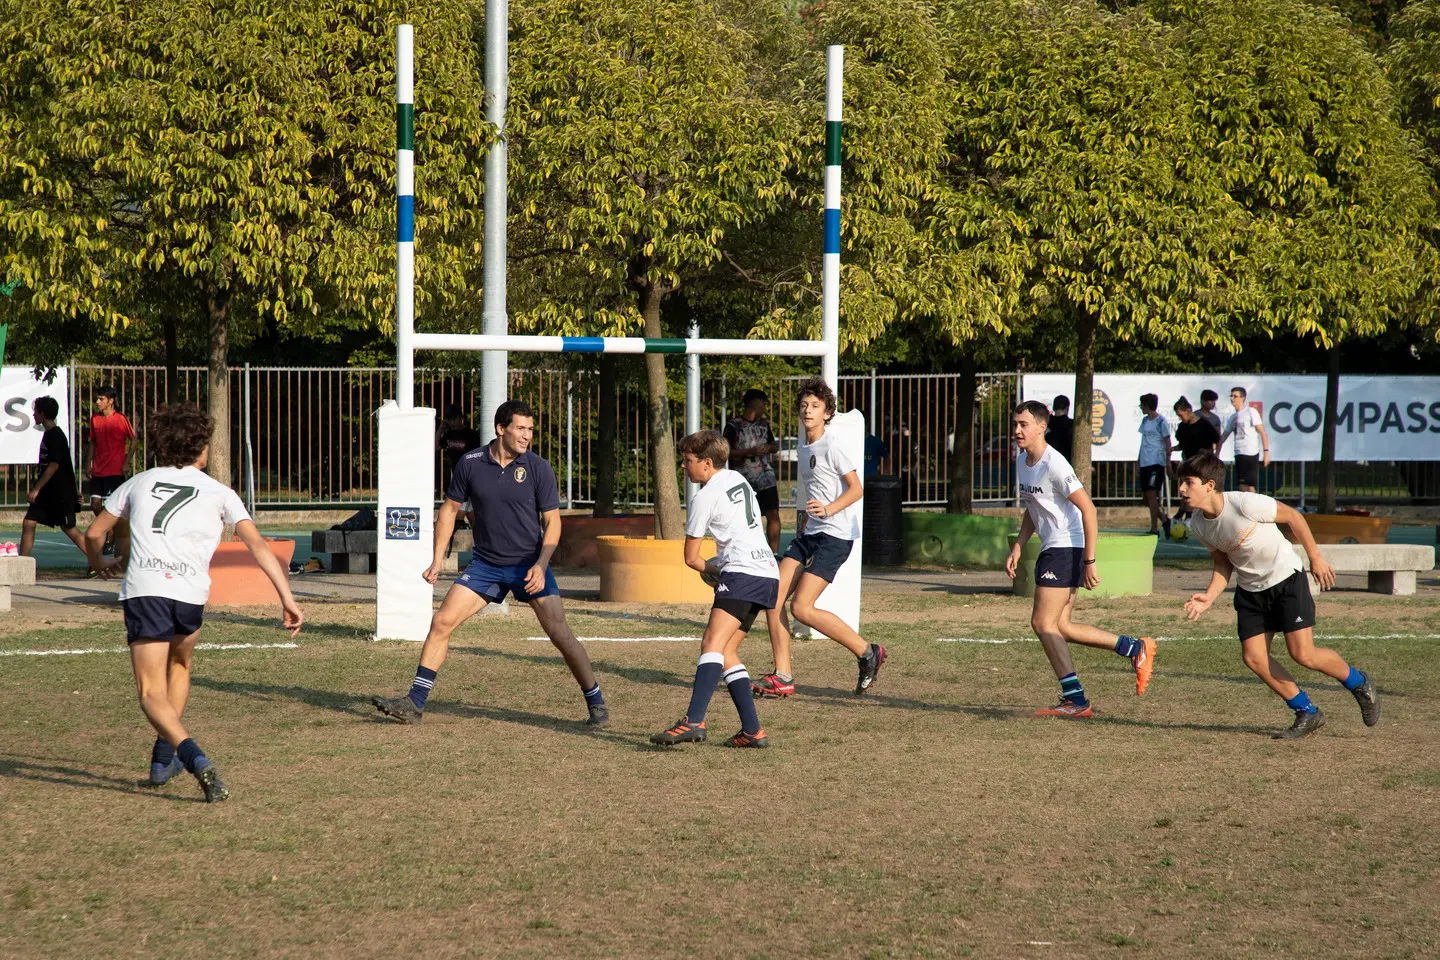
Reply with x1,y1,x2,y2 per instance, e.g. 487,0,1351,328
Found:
85,404,303,801
651,431,776,748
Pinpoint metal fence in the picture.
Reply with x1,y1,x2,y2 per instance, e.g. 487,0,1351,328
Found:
3,364,1435,510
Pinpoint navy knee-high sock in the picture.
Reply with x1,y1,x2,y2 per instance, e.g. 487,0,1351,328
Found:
723,664,762,735
177,738,209,775
151,737,175,766
685,652,725,724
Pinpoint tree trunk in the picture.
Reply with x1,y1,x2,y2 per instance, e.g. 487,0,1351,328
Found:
204,289,231,486
1319,343,1340,514
593,355,616,518
1070,311,1098,487
638,282,683,539
162,316,180,404
946,352,977,514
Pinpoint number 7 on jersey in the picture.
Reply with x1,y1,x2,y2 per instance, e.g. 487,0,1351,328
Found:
150,483,199,534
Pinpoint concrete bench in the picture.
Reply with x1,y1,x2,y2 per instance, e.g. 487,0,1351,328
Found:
0,556,37,611
1290,543,1435,596
309,528,473,575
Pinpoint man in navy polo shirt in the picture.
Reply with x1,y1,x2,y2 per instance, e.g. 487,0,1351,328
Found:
372,400,608,727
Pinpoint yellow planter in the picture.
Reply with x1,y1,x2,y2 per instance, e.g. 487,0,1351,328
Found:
596,535,716,603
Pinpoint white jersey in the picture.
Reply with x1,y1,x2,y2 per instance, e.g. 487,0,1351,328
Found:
1188,491,1301,593
1017,446,1086,550
797,428,862,540
1138,414,1171,467
1227,406,1264,456
105,466,251,604
685,469,779,581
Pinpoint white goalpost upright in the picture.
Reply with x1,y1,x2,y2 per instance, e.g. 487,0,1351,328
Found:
376,30,862,642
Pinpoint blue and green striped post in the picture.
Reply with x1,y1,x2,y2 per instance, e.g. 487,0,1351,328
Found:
396,24,415,409
822,45,843,388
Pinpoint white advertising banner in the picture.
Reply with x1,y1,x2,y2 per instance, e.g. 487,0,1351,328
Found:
1021,374,1440,462
0,368,71,465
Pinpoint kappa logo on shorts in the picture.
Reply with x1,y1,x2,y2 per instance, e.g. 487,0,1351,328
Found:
717,583,730,592
1040,570,1059,581
514,467,528,483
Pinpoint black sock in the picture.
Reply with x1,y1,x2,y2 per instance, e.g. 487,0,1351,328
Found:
724,664,762,735
177,738,207,775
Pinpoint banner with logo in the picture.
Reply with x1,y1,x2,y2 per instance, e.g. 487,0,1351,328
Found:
1021,374,1440,461
1,368,71,464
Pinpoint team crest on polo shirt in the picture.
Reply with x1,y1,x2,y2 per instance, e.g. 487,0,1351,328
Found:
514,467,528,483
809,454,817,468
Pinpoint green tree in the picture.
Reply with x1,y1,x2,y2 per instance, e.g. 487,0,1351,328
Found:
504,0,800,538
0,0,487,482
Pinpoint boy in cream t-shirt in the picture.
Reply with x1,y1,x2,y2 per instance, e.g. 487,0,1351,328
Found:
1176,451,1378,739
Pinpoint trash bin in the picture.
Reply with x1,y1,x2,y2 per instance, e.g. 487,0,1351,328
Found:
862,475,905,566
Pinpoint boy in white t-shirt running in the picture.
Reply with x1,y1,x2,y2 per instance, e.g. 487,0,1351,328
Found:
751,378,886,699
1177,451,1378,739
651,431,777,749
1005,402,1156,718
85,404,304,801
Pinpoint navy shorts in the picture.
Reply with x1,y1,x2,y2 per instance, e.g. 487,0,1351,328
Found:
454,555,559,603
784,532,854,583
123,597,205,644
713,572,779,633
1034,547,1085,590
1235,571,1315,640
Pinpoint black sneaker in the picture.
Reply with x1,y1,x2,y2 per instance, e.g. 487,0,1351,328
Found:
722,729,769,748
194,760,230,803
650,717,706,746
586,703,610,727
1161,516,1173,540
855,644,887,695
372,694,423,724
1350,671,1379,727
1273,708,1326,740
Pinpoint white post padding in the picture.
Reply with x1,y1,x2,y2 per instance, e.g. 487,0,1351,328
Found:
811,408,864,637
375,400,437,641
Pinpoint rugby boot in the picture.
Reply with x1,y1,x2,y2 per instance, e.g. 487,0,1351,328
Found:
1349,671,1379,727
1132,637,1157,696
193,760,231,803
1034,699,1094,719
650,717,707,746
372,694,423,724
752,673,795,699
148,755,183,786
855,644,887,695
722,729,769,749
1273,708,1326,740
586,703,611,727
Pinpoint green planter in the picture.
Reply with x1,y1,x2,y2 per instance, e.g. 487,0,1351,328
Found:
904,512,1017,567
1009,533,1157,598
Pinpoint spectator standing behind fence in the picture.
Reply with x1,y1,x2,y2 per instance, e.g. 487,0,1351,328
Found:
1172,396,1221,520
724,389,782,553
1136,393,1173,538
863,420,889,478
1046,395,1074,462
22,396,87,560
1198,389,1223,435
437,404,481,527
86,385,136,557
1220,386,1269,493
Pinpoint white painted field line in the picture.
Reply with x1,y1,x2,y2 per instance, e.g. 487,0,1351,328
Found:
938,634,1440,644
526,636,696,643
0,642,299,657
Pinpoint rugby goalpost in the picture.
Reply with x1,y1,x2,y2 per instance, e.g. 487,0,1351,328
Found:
376,26,863,642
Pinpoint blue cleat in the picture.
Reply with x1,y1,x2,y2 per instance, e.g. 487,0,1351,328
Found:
148,754,183,786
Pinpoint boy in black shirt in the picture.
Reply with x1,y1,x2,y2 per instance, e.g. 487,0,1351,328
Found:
21,396,86,558
1172,397,1220,520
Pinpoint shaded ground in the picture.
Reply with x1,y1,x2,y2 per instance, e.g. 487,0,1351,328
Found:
3,575,1438,958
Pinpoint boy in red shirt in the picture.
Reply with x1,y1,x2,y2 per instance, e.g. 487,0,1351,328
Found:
87,385,136,555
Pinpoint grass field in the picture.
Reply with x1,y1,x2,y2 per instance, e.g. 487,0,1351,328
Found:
3,581,1438,959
